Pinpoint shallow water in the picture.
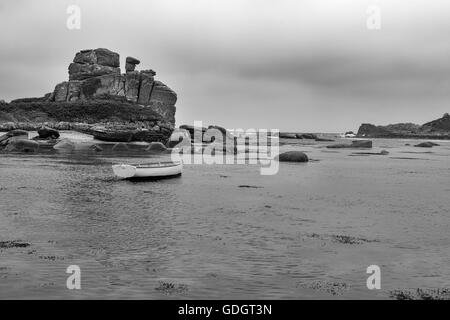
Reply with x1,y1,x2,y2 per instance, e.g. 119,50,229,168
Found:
0,134,449,299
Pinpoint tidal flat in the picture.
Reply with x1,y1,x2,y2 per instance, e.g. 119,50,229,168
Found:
0,134,449,299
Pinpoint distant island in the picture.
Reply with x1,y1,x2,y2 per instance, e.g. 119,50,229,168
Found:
0,48,177,142
357,113,450,140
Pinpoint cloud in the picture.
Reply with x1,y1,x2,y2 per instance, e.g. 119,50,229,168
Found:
0,0,449,131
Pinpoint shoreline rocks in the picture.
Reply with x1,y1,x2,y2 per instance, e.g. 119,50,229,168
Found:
327,140,372,149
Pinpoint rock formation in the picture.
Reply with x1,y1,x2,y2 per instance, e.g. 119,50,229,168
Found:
327,140,373,149
357,113,450,139
0,48,177,143
276,151,309,162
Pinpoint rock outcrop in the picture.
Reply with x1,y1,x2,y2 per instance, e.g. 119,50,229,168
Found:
414,142,440,148
327,140,373,149
275,151,309,162
357,114,450,139
0,48,177,143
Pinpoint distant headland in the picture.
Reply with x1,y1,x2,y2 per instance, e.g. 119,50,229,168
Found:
356,113,450,140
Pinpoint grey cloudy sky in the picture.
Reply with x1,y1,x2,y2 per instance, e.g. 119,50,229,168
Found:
0,0,449,131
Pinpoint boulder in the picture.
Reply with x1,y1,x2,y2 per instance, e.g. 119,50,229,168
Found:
68,63,120,81
53,139,75,151
137,72,155,105
90,144,103,152
37,126,60,139
0,130,28,146
111,143,129,152
6,129,29,138
73,49,97,65
414,142,440,148
5,139,39,152
67,81,82,101
280,132,298,139
126,56,140,65
73,48,120,68
124,71,140,102
54,81,69,102
275,151,309,162
125,56,140,72
80,74,125,98
95,48,120,68
149,81,177,105
298,133,318,140
204,125,237,147
327,140,372,149
146,142,167,153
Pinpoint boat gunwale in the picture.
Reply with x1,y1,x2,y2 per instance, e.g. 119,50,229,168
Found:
113,161,182,169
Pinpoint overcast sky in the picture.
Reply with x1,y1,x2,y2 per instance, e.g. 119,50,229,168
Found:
0,0,449,131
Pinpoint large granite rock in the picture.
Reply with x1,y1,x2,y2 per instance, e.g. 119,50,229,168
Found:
1,48,178,143
69,62,121,81
73,48,120,68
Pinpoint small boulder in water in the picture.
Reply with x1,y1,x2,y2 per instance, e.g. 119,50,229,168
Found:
90,144,103,152
414,142,439,148
275,151,309,162
327,140,372,149
5,139,39,152
53,139,75,151
112,143,129,151
146,142,167,153
37,126,60,139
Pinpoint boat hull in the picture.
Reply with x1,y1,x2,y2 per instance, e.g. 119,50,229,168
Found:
112,162,183,179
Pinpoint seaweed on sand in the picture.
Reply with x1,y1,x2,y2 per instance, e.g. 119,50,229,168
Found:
389,288,450,300
0,240,30,249
298,280,349,296
155,281,188,295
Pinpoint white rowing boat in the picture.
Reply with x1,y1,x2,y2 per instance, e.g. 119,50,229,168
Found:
112,161,183,179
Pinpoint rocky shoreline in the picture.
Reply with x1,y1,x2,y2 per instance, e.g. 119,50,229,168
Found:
356,113,450,140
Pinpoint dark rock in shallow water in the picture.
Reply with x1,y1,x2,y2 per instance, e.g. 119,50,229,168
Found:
111,143,129,152
90,144,103,152
5,129,28,137
414,142,440,148
327,140,372,149
37,126,60,139
298,133,318,140
4,139,39,152
53,139,75,151
315,137,334,142
279,132,298,139
351,150,389,156
146,142,168,153
276,151,309,162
